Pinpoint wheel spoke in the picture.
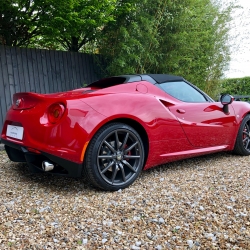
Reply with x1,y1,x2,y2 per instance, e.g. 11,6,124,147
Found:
243,137,248,143
124,155,141,159
101,161,115,174
111,164,119,184
243,131,249,136
121,132,129,150
122,160,137,173
115,131,120,150
124,141,138,153
104,140,116,153
245,139,250,149
119,163,126,182
245,123,250,132
98,155,115,159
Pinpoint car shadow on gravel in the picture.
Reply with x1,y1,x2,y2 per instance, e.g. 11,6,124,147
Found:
8,151,236,194
9,162,98,193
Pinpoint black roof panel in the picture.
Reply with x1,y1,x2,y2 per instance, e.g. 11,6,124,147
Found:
88,74,183,88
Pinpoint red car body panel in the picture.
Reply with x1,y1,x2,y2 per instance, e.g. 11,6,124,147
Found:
168,102,237,147
1,74,250,177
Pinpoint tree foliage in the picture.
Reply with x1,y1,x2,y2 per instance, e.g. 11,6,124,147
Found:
38,0,118,52
0,0,118,51
1,0,236,95
98,0,235,96
221,77,250,96
0,0,47,46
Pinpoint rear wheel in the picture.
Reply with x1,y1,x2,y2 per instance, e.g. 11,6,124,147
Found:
84,123,145,190
233,115,250,155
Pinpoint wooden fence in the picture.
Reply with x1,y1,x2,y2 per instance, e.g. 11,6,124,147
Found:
0,45,104,131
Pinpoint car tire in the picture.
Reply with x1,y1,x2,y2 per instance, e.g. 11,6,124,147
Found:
233,114,250,156
84,123,145,191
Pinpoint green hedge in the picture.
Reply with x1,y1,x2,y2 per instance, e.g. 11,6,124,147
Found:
220,77,250,95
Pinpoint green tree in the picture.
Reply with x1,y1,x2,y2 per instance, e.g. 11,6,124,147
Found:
98,0,235,97
0,0,118,51
0,0,47,46
38,0,118,52
158,0,234,96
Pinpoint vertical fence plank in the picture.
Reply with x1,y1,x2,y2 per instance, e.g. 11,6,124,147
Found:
89,54,96,83
78,52,84,86
50,50,59,93
56,50,64,92
54,48,60,92
91,55,102,83
71,52,78,89
62,50,71,91
45,50,53,93
81,53,89,85
26,48,36,92
0,97,3,132
40,49,49,93
36,49,46,93
10,47,20,94
75,52,82,88
31,48,40,93
4,47,14,109
0,46,6,128
16,47,25,92
20,47,30,92
57,51,64,92
69,52,75,89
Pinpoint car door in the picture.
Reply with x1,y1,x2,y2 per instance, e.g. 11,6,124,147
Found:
158,81,237,147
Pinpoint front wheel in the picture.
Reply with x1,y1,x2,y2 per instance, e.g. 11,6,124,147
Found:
233,114,250,156
84,123,145,191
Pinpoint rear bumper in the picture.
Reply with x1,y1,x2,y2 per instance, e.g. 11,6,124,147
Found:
2,139,83,178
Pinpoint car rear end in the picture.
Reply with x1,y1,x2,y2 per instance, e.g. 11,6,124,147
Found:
1,90,104,177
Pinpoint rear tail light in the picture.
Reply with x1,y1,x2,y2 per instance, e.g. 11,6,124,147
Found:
48,103,65,124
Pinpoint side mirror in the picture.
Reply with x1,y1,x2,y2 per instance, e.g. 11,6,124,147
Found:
220,94,234,114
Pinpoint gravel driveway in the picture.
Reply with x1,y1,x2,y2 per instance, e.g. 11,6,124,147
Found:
0,149,249,249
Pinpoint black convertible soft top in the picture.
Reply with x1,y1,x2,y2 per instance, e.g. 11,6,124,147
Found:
88,74,184,88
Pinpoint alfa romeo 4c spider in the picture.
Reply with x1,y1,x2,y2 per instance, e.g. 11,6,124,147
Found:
2,74,250,190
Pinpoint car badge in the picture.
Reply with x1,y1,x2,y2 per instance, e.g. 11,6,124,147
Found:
16,99,21,107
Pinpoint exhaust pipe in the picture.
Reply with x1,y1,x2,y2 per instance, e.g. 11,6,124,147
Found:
42,161,54,171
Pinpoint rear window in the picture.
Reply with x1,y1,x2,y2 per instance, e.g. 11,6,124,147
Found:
88,77,127,88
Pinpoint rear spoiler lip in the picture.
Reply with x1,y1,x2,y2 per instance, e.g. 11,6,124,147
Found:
13,92,45,110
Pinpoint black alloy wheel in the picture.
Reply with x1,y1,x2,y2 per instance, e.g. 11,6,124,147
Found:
84,123,145,190
233,115,250,155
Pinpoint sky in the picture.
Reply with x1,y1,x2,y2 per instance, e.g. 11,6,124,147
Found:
225,0,250,78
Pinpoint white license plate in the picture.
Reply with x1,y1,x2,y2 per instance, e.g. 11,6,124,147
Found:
6,125,24,140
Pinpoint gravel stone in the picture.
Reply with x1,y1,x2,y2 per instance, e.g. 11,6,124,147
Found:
155,245,162,250
0,151,250,249
187,239,194,248
158,217,165,224
131,245,140,250
135,241,141,246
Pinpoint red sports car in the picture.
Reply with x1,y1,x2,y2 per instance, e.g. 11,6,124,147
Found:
1,74,250,190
